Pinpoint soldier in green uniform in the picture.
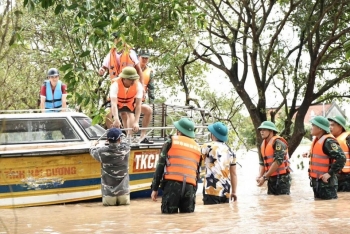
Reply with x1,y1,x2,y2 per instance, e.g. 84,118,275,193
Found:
150,118,201,214
328,116,350,191
309,116,346,199
256,121,292,195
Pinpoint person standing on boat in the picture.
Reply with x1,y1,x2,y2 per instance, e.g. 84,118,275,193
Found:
256,121,292,195
133,49,155,144
308,116,345,199
201,122,237,204
99,32,144,129
327,116,350,192
151,118,201,214
138,49,155,105
110,67,151,142
89,127,131,206
40,68,67,112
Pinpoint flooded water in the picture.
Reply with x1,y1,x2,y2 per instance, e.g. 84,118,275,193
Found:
2,145,350,234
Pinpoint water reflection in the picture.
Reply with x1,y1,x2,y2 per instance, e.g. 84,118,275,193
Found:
1,145,350,233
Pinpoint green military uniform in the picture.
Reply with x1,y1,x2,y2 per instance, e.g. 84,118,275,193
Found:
259,139,291,195
337,135,350,191
310,138,346,199
145,67,155,104
151,137,197,213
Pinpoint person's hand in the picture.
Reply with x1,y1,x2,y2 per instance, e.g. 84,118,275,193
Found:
112,119,121,128
90,140,98,147
151,191,158,201
132,122,139,132
230,193,237,202
256,176,261,184
257,177,265,187
320,173,331,183
98,67,106,76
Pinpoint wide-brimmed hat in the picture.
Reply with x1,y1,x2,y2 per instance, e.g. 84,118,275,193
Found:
208,122,228,142
119,67,139,80
257,121,279,133
328,115,347,131
173,118,195,138
310,116,330,133
107,128,122,142
139,49,150,58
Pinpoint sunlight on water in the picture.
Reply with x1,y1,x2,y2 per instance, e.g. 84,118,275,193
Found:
1,145,350,233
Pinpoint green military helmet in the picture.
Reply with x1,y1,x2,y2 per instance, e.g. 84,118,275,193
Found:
310,116,330,133
119,67,139,80
328,115,347,131
173,118,195,138
257,121,279,133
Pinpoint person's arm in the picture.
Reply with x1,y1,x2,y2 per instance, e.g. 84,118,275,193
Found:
230,165,237,201
99,52,110,76
89,146,102,162
61,95,67,112
134,63,144,86
147,70,155,104
229,151,237,201
40,85,46,113
323,138,346,177
61,84,67,112
151,138,171,201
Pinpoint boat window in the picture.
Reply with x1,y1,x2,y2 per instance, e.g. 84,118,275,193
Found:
74,117,106,139
0,118,81,145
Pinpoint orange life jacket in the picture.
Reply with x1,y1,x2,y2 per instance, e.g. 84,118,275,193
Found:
337,132,350,173
261,136,290,177
109,48,135,79
309,134,335,179
114,78,138,111
141,67,151,102
164,135,201,186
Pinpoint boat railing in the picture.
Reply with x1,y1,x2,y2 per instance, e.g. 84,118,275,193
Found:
0,108,75,114
118,125,210,145
140,103,213,139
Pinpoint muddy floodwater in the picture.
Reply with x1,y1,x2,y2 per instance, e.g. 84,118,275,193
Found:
2,145,350,234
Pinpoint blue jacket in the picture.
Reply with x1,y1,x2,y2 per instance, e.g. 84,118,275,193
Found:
45,80,62,111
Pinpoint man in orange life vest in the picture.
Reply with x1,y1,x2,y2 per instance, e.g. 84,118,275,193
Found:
151,118,201,214
40,68,67,113
328,115,350,192
110,67,143,138
138,49,155,104
256,121,292,195
99,32,144,129
136,49,155,143
309,116,345,199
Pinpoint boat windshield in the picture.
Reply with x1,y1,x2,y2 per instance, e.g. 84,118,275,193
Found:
74,117,106,140
0,118,81,145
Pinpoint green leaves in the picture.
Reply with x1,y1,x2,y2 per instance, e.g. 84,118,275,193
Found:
92,21,110,28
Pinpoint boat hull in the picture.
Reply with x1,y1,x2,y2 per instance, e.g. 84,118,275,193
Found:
0,148,161,208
